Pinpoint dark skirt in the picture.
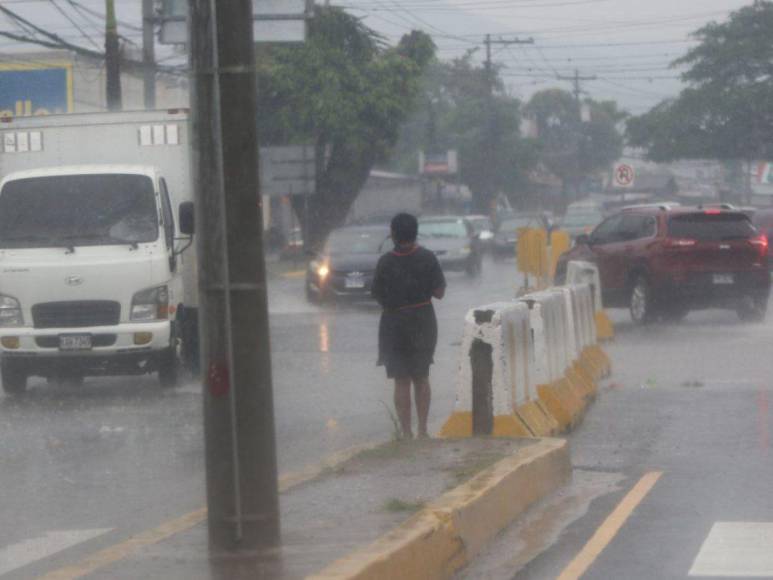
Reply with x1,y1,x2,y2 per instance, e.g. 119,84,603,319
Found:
377,304,438,380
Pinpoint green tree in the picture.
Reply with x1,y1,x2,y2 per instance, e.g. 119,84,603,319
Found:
256,7,435,248
525,89,625,197
390,53,538,211
627,1,773,180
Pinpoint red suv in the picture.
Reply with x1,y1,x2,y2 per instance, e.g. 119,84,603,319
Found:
556,204,771,323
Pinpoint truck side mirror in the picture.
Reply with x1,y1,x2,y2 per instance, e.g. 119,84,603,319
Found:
179,201,195,235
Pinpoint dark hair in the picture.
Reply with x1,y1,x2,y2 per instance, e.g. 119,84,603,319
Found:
391,212,418,244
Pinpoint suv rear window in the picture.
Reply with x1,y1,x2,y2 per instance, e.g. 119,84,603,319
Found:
668,213,756,241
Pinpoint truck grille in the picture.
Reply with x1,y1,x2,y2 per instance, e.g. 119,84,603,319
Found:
32,301,121,329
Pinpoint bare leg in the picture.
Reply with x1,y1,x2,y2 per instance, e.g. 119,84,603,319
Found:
414,378,431,438
394,378,413,439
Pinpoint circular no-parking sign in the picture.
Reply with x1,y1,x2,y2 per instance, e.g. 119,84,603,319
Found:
614,163,635,188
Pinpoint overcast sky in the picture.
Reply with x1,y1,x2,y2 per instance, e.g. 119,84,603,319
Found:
0,0,757,114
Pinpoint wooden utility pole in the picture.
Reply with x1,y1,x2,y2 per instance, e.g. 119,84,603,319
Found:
105,0,122,110
142,0,156,109
481,34,532,212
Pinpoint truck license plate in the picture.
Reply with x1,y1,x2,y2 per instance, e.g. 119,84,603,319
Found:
345,275,365,289
59,334,92,351
713,273,734,285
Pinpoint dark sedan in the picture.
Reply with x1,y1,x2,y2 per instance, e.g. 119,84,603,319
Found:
306,225,390,303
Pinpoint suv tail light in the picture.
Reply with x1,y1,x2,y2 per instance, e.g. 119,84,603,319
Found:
664,238,697,249
750,234,768,258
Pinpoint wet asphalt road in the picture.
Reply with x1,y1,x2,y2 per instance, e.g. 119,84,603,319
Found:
0,256,522,579
4,259,773,579
464,305,773,580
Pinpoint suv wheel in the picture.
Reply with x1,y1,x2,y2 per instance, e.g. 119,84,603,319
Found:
660,304,689,323
2,360,27,395
737,295,768,323
630,275,656,324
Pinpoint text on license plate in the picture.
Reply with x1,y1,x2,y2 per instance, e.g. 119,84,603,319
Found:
345,276,365,289
59,334,92,350
713,274,734,285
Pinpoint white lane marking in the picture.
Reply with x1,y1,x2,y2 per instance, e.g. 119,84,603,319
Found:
689,522,773,577
0,529,112,577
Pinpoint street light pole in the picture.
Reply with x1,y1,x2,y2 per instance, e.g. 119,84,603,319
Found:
188,0,280,551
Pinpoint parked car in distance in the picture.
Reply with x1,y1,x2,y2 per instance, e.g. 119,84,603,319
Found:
492,214,542,259
279,227,304,261
418,216,482,277
556,205,770,323
306,225,389,303
466,214,495,251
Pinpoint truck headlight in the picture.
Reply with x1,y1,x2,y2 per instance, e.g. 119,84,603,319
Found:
0,295,23,327
131,285,169,321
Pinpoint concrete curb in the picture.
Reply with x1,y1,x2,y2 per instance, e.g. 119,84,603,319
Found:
308,438,571,580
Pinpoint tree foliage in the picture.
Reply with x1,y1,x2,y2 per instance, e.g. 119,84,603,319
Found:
525,89,625,194
256,6,435,248
627,1,773,164
390,53,538,211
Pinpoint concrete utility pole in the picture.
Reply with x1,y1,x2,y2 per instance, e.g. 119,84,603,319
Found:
142,0,156,109
481,34,532,212
556,69,596,201
188,0,280,551
105,0,122,110
557,68,597,105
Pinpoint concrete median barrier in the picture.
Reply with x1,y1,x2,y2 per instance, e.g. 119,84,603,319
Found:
440,278,610,438
566,260,614,342
308,438,571,580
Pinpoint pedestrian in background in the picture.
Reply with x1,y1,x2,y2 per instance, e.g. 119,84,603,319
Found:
372,213,446,439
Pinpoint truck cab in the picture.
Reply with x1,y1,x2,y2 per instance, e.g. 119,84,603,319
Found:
0,165,194,392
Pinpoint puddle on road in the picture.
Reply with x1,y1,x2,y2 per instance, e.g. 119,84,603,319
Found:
456,469,625,580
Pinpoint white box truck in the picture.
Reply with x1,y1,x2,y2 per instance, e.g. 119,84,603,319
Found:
0,110,198,393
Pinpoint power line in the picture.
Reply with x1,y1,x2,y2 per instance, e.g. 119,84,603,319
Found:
47,0,100,49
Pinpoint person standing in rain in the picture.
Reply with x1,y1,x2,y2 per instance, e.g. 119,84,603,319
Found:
372,213,446,439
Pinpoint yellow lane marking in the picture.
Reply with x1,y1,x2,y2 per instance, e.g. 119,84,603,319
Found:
280,269,306,279
557,470,663,580
38,509,207,580
37,442,374,580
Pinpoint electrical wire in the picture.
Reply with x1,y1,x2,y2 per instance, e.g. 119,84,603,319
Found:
47,0,100,49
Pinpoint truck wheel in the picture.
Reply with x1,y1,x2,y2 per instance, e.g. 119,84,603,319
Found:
2,360,27,395
629,275,656,325
158,347,180,388
180,308,200,377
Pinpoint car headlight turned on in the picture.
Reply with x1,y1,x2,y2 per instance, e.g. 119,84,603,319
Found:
0,294,23,327
310,260,330,281
131,285,169,321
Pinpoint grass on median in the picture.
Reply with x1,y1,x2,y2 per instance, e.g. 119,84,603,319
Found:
446,450,508,487
383,498,426,513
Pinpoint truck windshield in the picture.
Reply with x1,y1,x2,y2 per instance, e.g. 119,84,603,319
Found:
0,174,159,248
